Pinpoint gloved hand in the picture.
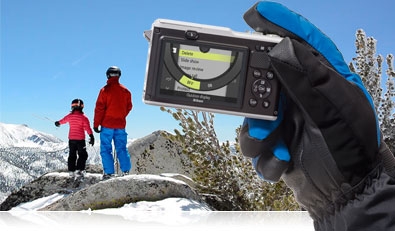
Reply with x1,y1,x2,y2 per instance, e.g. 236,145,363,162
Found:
54,121,60,127
89,134,95,146
239,1,395,229
94,127,101,133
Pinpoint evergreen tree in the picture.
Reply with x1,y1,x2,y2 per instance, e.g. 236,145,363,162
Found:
349,29,395,153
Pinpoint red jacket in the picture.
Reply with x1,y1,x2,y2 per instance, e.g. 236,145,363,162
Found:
59,111,93,140
94,77,132,129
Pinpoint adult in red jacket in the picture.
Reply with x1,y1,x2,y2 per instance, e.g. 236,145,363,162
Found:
94,66,133,180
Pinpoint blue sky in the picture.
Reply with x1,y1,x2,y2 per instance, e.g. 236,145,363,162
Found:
1,0,394,142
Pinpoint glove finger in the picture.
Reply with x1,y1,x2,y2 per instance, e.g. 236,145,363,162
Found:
240,96,290,182
240,119,290,182
251,138,290,183
244,2,353,82
269,37,379,180
240,117,281,158
241,120,290,161
240,96,288,159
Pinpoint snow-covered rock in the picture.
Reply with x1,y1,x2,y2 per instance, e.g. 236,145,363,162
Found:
41,174,207,211
0,170,212,212
0,168,103,211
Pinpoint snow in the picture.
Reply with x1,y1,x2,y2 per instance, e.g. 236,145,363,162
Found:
9,194,67,211
1,192,314,231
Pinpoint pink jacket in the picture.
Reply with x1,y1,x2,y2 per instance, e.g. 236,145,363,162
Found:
59,111,93,140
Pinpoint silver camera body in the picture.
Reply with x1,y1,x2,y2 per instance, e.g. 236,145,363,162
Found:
143,19,282,120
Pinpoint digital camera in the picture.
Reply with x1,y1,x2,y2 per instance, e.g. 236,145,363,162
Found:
143,17,282,120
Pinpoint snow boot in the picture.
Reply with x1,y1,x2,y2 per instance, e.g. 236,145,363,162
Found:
102,174,115,181
74,170,85,182
121,171,129,177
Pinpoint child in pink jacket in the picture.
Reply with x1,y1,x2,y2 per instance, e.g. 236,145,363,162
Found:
55,99,94,179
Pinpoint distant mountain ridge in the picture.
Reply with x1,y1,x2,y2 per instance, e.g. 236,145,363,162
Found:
0,122,72,203
0,122,64,149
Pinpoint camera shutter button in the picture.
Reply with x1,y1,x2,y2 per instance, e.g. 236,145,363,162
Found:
185,30,199,40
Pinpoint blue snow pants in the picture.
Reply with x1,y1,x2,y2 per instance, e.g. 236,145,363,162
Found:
100,127,131,174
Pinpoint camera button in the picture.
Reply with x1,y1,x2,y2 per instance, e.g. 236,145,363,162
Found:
249,98,258,107
256,45,266,51
250,51,270,69
263,101,270,108
266,71,274,80
252,79,271,99
253,69,262,78
258,85,266,94
185,30,199,40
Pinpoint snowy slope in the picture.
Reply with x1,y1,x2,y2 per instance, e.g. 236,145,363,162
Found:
0,122,65,150
0,122,70,203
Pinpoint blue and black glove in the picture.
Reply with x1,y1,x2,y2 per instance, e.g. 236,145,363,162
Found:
239,1,395,229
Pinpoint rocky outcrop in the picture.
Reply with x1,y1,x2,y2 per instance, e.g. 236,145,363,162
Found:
128,130,196,178
41,174,205,211
0,166,102,211
0,170,211,211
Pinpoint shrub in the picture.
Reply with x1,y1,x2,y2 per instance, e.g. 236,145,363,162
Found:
160,107,299,211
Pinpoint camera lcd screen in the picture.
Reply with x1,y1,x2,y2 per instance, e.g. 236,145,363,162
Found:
156,38,248,109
